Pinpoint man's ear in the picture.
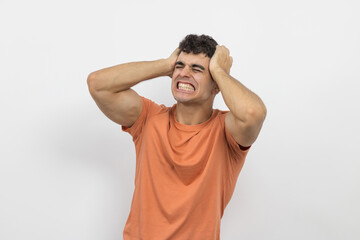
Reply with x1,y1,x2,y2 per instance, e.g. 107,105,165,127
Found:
212,82,220,95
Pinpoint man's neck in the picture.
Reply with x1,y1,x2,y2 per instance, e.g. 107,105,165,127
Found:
175,103,213,125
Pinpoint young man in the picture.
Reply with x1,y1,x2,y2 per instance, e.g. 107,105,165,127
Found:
87,34,266,239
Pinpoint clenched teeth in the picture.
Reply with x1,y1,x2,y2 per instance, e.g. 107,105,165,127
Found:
178,82,195,92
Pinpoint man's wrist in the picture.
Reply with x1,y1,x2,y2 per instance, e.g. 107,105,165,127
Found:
210,67,228,81
153,58,174,77
158,58,175,77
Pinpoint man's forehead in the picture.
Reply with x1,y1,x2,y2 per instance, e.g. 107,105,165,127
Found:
177,52,210,65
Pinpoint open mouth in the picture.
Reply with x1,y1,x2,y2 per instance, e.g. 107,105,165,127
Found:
177,82,195,92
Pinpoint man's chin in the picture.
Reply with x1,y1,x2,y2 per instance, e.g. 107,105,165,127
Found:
173,95,193,104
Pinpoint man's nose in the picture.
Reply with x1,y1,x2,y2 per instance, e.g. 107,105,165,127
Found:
179,66,191,78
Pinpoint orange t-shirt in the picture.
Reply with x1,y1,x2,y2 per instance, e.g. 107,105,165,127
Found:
122,97,250,240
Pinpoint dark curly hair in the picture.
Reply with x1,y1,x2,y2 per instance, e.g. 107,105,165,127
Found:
178,34,218,58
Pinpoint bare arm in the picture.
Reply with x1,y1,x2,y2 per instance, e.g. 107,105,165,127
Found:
210,45,267,147
87,49,179,127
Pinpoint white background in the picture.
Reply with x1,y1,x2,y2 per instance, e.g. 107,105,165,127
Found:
1,0,359,239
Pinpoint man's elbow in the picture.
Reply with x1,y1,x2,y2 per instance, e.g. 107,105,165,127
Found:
87,72,99,93
258,103,267,121
247,104,267,126
87,71,110,94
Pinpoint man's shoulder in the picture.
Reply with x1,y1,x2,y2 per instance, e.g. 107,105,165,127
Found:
214,108,229,114
141,96,170,110
140,97,173,123
212,108,229,121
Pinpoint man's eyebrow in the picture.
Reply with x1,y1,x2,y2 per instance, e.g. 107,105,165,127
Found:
175,61,205,71
191,64,205,71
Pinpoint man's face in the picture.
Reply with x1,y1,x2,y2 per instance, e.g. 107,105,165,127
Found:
171,52,218,105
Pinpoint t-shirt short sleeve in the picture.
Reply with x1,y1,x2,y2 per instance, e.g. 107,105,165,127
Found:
122,97,164,141
218,111,251,159
218,111,250,202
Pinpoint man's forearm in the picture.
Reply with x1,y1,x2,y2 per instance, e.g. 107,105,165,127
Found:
212,69,267,123
87,59,172,93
